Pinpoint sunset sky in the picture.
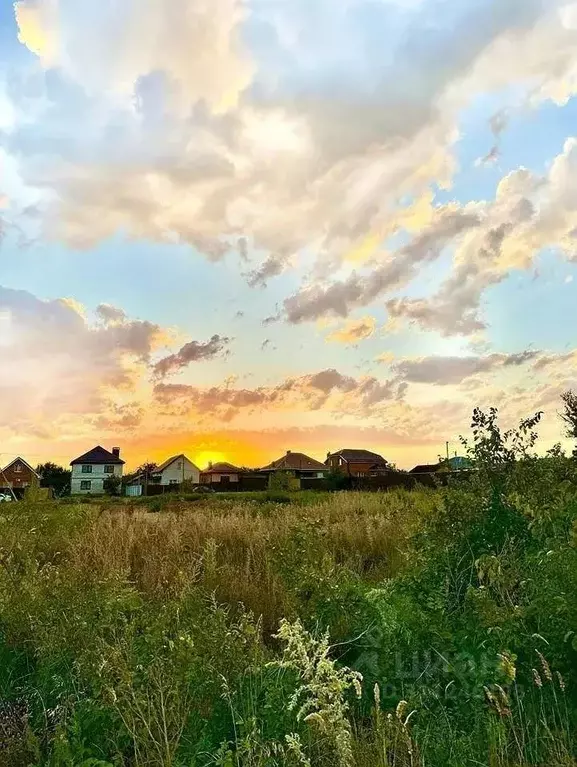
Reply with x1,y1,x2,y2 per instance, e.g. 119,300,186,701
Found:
1,0,577,471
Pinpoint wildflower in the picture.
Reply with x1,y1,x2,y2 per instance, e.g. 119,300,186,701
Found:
373,683,381,709
535,650,552,682
269,618,363,767
556,671,566,691
498,651,516,683
532,669,543,688
396,700,408,721
285,734,312,767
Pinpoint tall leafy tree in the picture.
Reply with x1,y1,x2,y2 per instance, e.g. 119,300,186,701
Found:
36,462,71,496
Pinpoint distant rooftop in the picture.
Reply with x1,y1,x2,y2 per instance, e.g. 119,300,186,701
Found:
260,451,328,472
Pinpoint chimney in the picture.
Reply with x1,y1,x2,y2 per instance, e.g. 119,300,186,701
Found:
112,447,120,458
208,461,213,470
286,450,291,455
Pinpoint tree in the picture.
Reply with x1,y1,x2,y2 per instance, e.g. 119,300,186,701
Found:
36,462,71,497
560,390,577,456
103,474,122,496
122,462,158,486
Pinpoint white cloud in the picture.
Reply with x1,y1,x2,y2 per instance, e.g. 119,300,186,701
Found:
14,0,252,113
3,0,577,331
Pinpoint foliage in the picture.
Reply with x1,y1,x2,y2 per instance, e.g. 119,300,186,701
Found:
122,462,158,487
103,473,122,496
560,390,577,453
268,471,301,493
2,400,577,765
36,462,72,497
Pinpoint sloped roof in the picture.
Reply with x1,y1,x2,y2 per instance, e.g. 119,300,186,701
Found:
261,451,328,472
201,462,240,474
70,446,125,465
409,463,440,474
2,457,40,477
154,454,199,474
329,449,387,463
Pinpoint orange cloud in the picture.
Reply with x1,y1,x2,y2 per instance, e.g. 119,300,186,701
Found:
326,316,376,345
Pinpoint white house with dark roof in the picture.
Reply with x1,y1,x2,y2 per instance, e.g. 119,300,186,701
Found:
70,445,124,495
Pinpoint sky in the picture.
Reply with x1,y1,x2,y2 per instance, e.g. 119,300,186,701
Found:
1,0,577,471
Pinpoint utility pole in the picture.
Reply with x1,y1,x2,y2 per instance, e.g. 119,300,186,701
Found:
446,441,450,462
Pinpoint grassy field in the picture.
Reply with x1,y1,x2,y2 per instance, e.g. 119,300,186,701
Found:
1,446,577,765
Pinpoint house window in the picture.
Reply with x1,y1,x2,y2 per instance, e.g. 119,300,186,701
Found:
14,463,22,473
104,465,115,474
80,480,91,491
81,465,93,474
169,479,179,485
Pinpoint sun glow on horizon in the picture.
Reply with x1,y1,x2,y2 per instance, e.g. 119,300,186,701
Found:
193,450,227,470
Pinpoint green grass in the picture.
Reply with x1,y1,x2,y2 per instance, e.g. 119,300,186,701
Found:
1,454,577,766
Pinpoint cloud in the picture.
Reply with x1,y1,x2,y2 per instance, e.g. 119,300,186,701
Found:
154,366,403,423
14,0,253,113
247,254,289,288
327,316,376,345
283,207,481,323
96,303,128,325
6,0,577,284
385,139,577,336
0,285,166,436
153,334,231,378
393,350,540,386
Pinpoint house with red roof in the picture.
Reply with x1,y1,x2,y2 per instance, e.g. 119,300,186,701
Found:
259,450,328,479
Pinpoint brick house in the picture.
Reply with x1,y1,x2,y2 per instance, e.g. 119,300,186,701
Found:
326,449,389,477
0,457,39,493
260,450,328,479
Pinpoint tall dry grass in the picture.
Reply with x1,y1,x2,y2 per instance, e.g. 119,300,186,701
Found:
68,491,435,634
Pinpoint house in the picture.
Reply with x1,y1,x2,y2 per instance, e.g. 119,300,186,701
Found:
0,457,39,494
440,456,473,472
410,456,473,475
70,446,124,495
409,463,441,475
259,450,328,479
326,449,389,477
200,462,241,485
126,454,201,496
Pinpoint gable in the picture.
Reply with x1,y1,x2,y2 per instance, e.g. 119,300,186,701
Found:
2,457,39,477
156,454,201,475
